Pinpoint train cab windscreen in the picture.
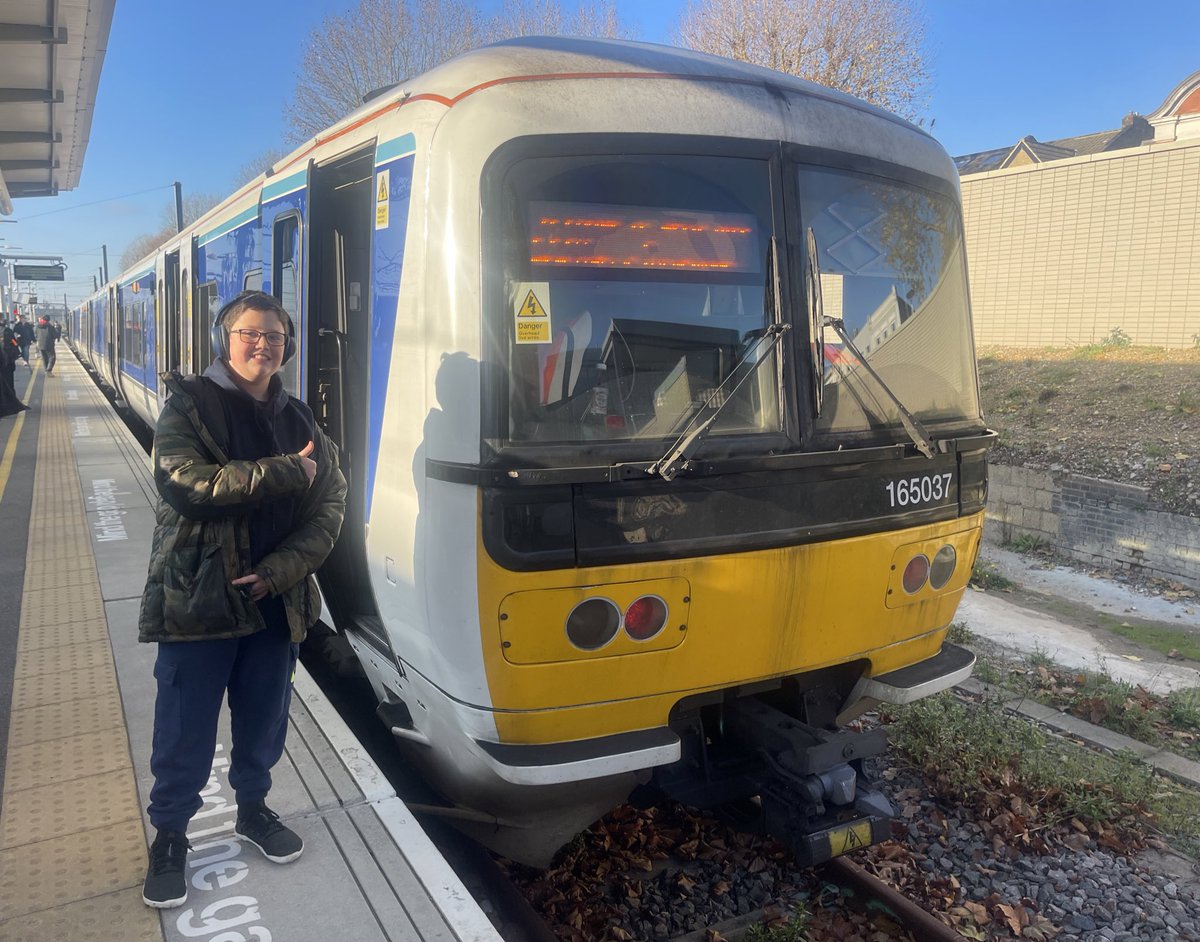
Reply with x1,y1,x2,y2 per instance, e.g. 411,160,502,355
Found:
799,167,981,440
495,154,781,447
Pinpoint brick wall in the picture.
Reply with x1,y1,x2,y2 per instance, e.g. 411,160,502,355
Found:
961,139,1200,349
986,464,1200,588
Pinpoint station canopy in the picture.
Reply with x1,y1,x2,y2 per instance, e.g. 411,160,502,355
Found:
0,0,116,215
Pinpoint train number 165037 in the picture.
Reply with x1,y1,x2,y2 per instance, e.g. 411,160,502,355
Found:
885,473,954,508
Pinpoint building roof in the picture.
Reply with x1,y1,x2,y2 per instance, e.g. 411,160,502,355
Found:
956,70,1200,175
955,116,1154,175
0,0,117,214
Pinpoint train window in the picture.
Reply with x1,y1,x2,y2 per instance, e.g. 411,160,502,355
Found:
244,268,262,291
797,167,981,438
197,281,218,367
494,154,780,448
272,214,301,395
122,291,146,368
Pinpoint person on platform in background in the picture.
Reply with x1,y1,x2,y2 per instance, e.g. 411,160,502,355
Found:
12,313,33,371
138,290,346,909
35,315,57,374
1,326,29,417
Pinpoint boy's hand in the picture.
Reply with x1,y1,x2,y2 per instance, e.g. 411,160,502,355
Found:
232,573,269,601
296,440,317,487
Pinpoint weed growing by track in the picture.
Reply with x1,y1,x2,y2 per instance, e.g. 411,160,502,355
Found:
886,690,1200,856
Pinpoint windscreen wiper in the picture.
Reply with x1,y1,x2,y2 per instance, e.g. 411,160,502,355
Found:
648,322,790,481
806,227,937,460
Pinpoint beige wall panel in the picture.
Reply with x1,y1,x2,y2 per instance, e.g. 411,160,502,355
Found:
963,142,1200,348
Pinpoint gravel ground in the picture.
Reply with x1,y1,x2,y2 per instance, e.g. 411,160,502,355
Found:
509,762,1200,941
885,761,1200,942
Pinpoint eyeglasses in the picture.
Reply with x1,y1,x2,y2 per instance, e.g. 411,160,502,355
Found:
230,328,288,347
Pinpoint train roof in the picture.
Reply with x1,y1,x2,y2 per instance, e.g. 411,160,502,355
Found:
136,38,947,287
337,36,925,139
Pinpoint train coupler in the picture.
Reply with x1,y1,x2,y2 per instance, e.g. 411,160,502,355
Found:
726,697,896,864
758,779,893,866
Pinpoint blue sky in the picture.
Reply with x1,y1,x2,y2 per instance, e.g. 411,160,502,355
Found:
6,0,1199,305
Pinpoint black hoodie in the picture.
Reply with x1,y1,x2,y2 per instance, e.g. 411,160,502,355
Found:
200,359,316,570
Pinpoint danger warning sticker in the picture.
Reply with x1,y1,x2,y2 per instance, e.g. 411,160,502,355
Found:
514,283,551,343
375,169,390,230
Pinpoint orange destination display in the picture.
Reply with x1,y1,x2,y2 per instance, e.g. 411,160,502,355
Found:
528,201,760,273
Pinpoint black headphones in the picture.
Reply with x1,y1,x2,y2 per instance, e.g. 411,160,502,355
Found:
210,290,296,365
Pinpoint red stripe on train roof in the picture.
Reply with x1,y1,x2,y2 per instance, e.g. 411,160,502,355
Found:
195,71,769,228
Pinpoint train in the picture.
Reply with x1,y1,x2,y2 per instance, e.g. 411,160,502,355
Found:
68,37,993,867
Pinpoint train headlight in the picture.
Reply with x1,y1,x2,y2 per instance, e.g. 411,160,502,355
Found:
929,545,957,590
623,596,668,641
565,598,621,650
901,554,930,594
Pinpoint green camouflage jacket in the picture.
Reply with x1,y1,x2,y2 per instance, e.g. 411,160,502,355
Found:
138,372,347,643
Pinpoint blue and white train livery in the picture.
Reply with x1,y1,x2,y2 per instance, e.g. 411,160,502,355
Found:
69,38,993,866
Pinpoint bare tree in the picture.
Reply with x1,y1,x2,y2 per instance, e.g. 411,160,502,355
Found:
234,148,294,187
676,0,929,121
284,0,486,143
120,226,176,270
159,192,222,232
487,0,636,41
285,0,637,144
120,191,222,271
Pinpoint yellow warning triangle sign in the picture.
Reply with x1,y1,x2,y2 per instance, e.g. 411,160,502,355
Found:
518,289,548,318
377,176,388,202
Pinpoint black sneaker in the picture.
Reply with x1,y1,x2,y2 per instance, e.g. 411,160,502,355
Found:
142,829,190,908
235,801,303,863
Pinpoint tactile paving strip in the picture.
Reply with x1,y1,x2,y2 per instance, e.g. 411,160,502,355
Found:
15,583,105,630
6,691,127,749
0,769,141,847
4,726,132,792
0,362,153,936
14,638,114,676
14,616,109,652
0,820,148,922
22,561,100,593
0,887,162,942
11,664,119,711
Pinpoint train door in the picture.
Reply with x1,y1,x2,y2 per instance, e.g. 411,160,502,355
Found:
156,250,181,404
107,284,120,399
307,145,393,658
261,166,309,397
180,262,194,373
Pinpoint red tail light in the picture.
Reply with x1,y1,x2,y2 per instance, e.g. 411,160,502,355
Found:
902,555,930,594
623,595,668,641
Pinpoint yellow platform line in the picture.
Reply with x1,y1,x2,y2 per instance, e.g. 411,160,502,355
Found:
0,357,162,939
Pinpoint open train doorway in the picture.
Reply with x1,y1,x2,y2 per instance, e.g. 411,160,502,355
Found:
307,146,394,659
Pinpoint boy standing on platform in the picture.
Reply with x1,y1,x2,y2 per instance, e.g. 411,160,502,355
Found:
138,291,346,908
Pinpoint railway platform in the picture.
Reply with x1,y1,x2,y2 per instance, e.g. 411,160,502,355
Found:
0,353,502,942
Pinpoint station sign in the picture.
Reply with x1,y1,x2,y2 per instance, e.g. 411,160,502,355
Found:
13,264,65,281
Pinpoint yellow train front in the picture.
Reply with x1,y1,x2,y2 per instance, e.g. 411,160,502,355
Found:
336,39,994,867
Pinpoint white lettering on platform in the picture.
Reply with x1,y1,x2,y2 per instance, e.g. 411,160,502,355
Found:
177,745,275,942
72,416,91,437
88,478,129,542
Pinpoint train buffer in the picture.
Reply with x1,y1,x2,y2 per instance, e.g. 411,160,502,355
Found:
0,354,501,942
